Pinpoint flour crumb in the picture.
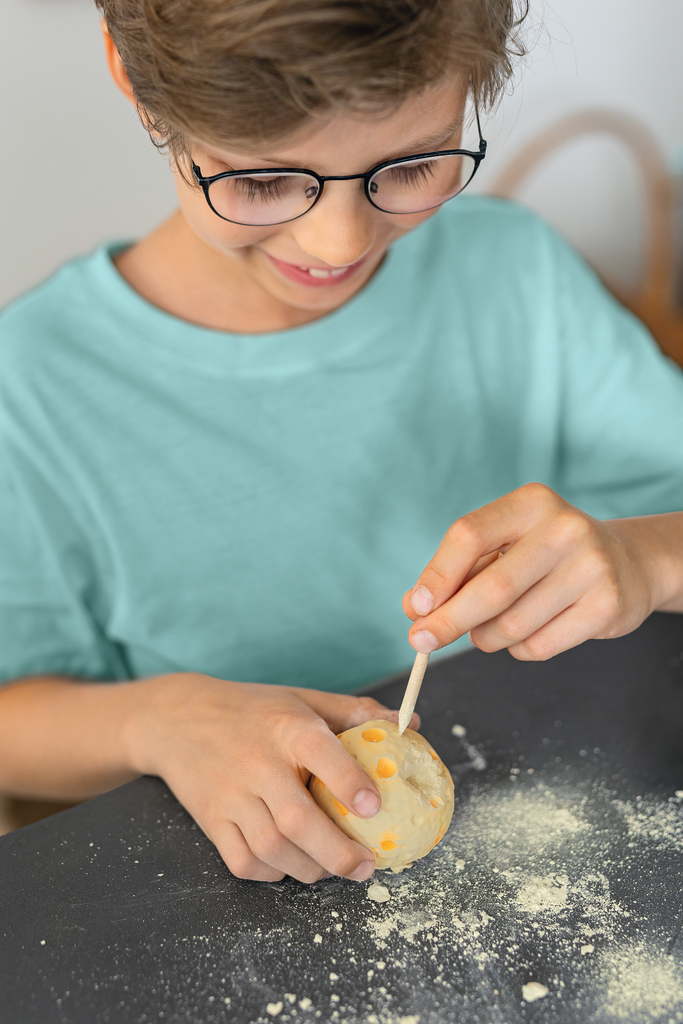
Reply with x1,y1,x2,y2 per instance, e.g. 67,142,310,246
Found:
675,790,683,799
39,940,46,946
329,973,338,981
313,934,322,943
581,944,595,955
266,1001,283,1016
451,724,467,737
284,993,296,1004
298,998,312,1010
398,1016,421,1024
522,982,549,1002
367,883,391,903
461,738,487,771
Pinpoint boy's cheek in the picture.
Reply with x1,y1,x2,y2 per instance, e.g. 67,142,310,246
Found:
175,177,277,255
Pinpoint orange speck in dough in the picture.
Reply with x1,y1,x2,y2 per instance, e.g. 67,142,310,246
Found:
430,796,444,808
380,831,399,851
375,758,397,779
337,734,343,740
333,799,349,816
362,728,387,743
432,831,446,849
429,750,439,760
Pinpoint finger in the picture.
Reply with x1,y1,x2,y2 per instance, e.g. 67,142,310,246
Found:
403,483,561,621
271,784,376,881
409,519,574,650
290,720,381,819
237,798,330,884
506,596,612,662
470,561,593,653
402,552,500,622
208,818,286,882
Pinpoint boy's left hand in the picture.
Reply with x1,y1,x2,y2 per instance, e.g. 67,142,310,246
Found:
403,482,683,662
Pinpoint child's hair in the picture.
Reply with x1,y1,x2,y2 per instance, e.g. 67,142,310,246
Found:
97,0,529,162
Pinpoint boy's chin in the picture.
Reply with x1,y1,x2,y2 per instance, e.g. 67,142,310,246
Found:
274,280,365,312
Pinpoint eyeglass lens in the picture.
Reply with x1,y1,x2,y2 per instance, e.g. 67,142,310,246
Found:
369,153,477,214
206,153,478,226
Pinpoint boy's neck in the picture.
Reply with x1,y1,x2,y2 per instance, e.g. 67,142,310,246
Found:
114,213,347,335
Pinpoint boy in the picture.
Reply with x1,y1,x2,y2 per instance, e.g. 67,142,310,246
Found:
1,0,683,886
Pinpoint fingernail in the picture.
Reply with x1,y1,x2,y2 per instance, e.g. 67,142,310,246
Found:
348,860,375,881
412,629,441,654
352,789,380,817
411,585,435,616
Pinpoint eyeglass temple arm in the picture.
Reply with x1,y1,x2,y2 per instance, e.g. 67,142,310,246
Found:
474,105,486,152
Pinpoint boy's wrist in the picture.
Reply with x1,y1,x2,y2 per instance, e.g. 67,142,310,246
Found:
117,671,210,779
608,513,683,614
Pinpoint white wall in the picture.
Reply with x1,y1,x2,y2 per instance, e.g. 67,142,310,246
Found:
472,0,683,293
0,0,177,309
2,0,683,308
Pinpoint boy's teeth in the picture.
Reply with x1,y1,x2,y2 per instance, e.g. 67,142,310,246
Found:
302,266,349,278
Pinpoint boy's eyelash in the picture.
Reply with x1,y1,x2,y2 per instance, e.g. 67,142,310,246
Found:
232,176,290,201
386,161,436,184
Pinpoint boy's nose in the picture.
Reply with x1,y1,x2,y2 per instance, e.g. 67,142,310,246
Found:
289,179,376,269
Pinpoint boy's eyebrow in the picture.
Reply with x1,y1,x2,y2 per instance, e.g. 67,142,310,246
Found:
378,118,467,162
212,117,467,170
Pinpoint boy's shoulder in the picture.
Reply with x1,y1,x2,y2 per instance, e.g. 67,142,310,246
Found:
0,245,122,378
424,194,559,255
398,195,577,308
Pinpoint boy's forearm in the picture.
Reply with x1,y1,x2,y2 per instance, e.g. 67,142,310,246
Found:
609,511,683,614
0,676,144,801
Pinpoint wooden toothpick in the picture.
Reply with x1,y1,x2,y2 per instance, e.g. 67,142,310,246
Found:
398,651,431,735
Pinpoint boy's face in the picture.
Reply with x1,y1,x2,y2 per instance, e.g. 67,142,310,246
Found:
175,80,468,319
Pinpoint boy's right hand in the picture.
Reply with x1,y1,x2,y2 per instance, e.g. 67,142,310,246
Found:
124,674,418,884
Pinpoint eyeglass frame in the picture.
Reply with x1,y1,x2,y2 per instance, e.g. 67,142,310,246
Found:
191,112,487,226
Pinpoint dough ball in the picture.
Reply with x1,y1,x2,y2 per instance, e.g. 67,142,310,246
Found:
309,719,454,872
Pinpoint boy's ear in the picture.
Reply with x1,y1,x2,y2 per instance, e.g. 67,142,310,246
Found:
101,21,136,106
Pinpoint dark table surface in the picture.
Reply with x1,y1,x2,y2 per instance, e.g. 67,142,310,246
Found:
2,613,683,1024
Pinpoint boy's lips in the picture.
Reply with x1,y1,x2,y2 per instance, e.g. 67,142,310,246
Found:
266,253,366,287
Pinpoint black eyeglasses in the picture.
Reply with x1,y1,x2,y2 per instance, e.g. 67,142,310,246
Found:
192,114,487,227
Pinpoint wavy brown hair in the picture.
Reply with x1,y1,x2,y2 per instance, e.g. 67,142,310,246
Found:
97,0,529,161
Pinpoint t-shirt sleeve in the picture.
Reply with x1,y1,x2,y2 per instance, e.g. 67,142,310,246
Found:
0,458,129,685
546,227,683,519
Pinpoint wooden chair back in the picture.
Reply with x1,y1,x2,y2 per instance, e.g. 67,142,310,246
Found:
488,109,683,368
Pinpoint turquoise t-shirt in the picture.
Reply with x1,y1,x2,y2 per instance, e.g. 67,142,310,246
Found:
2,198,683,692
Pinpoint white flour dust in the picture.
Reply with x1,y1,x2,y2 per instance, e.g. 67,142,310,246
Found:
247,772,683,1024
96,770,683,1024
597,943,683,1021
